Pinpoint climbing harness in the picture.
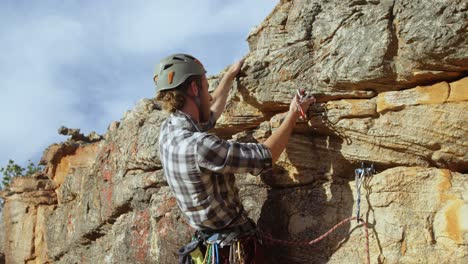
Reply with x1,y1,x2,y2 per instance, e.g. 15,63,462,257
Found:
178,219,256,264
355,162,376,223
197,235,246,264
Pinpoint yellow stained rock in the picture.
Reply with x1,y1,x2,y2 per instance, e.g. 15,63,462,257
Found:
377,81,450,112
415,82,449,105
448,77,468,102
444,199,465,244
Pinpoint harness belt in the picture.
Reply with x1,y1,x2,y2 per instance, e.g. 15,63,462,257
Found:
196,220,257,248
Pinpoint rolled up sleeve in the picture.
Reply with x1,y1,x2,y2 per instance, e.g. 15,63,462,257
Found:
197,134,272,176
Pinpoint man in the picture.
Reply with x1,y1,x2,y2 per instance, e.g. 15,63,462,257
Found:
155,54,315,263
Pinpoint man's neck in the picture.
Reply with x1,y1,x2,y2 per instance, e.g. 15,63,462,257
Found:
180,107,200,123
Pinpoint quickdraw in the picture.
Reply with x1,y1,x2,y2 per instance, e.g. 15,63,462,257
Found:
296,89,308,120
296,88,315,120
200,239,245,264
195,223,253,264
355,162,376,223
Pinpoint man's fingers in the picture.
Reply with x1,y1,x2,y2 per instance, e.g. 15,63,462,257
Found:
231,59,245,74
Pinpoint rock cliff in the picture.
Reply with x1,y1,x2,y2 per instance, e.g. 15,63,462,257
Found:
1,0,467,263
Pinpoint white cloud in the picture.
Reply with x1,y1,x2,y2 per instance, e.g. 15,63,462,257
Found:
109,0,275,54
0,13,87,170
0,0,278,178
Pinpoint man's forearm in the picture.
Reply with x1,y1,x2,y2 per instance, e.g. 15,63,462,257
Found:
263,111,298,163
210,73,235,120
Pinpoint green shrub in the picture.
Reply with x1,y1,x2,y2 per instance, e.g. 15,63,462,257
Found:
0,159,43,209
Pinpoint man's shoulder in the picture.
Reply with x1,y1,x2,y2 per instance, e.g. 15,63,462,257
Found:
159,113,184,133
159,114,207,142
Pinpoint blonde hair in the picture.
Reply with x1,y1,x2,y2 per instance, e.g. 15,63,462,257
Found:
156,89,186,113
155,75,202,113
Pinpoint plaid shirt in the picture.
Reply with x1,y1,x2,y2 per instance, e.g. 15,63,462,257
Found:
159,110,272,230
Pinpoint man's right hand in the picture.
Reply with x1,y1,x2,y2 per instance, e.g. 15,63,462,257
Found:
264,89,317,163
289,91,316,121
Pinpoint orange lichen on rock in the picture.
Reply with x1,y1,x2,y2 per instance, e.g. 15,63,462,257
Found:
155,196,177,217
54,144,100,186
401,238,407,256
437,169,456,203
131,210,151,262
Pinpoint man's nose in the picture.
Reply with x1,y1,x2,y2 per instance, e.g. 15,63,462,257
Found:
209,93,213,102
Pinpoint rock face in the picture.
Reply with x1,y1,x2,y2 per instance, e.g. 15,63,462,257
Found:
0,214,4,264
0,173,57,263
1,0,467,263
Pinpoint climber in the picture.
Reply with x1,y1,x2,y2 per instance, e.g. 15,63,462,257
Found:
154,53,315,263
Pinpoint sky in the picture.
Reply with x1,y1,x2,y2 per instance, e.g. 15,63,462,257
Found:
0,0,278,181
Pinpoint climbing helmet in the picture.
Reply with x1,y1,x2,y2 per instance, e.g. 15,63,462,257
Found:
153,53,206,94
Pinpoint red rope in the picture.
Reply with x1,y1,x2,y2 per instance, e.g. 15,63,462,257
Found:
363,219,370,264
258,216,370,264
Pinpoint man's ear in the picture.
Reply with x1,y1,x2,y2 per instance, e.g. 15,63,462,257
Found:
189,80,199,96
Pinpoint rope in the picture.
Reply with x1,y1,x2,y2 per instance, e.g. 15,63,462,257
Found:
258,216,370,264
364,219,370,264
